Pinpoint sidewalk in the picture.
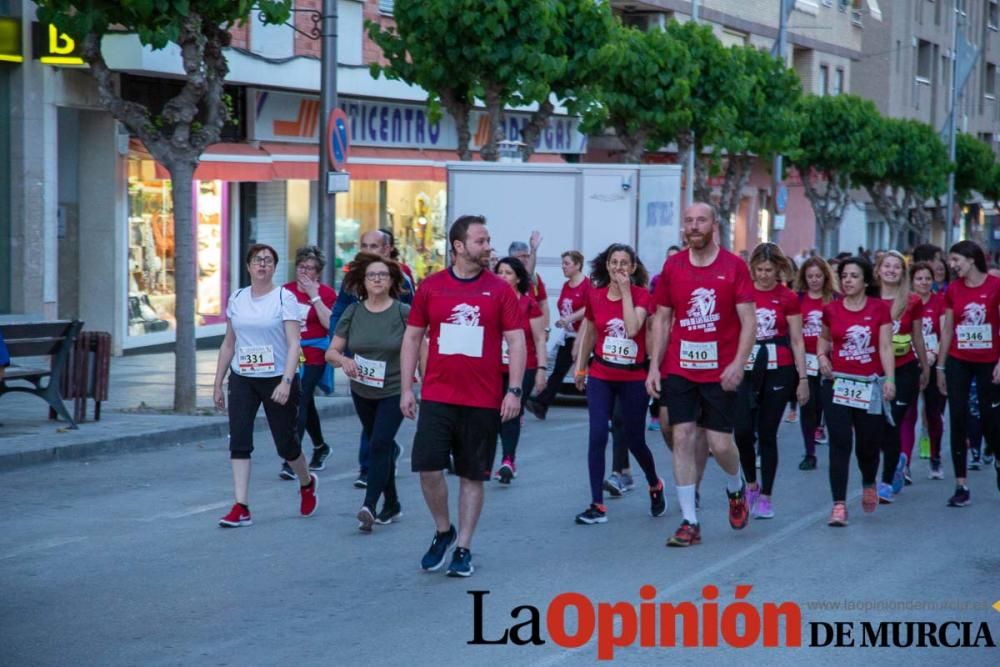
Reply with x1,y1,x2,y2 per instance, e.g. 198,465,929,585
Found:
0,349,357,471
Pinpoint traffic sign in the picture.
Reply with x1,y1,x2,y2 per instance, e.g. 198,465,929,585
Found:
776,184,788,213
326,108,350,171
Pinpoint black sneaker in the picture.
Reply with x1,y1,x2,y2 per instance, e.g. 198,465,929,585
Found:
375,502,402,525
279,462,296,480
524,398,548,421
649,479,667,517
421,524,456,571
309,444,331,471
353,472,368,489
969,450,982,471
575,504,607,525
798,455,817,471
947,485,971,507
446,547,474,577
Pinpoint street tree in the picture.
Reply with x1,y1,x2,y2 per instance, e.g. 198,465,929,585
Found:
954,132,997,202
368,0,559,161
35,0,292,413
584,24,694,164
983,163,1000,209
789,94,885,256
855,117,951,249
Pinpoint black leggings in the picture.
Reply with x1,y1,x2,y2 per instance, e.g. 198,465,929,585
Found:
297,364,326,448
352,392,403,511
499,369,538,459
881,360,920,484
611,399,631,472
227,373,301,461
735,365,796,496
945,357,1000,478
798,374,824,456
821,380,885,502
533,338,574,407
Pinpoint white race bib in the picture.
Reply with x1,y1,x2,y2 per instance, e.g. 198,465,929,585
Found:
501,339,510,365
438,323,484,357
832,377,873,410
956,324,992,350
924,333,939,353
602,336,638,365
680,340,718,370
352,354,387,389
805,353,819,377
237,345,275,375
296,302,312,326
744,343,778,371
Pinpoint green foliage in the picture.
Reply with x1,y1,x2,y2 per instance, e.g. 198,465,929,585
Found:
792,94,885,186
855,117,950,198
954,132,997,202
983,163,1000,207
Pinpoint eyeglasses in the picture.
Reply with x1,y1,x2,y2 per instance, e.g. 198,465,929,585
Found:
251,256,274,266
365,271,391,281
297,264,320,272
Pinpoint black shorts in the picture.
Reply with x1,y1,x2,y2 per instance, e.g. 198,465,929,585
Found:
411,400,500,481
663,374,736,434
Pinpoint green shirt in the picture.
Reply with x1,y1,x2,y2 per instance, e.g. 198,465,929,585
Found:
335,300,410,399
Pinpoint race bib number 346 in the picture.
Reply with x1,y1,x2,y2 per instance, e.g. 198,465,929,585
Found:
956,324,992,350
680,340,718,370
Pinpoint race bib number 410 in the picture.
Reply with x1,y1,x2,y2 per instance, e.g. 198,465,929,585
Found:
680,340,718,370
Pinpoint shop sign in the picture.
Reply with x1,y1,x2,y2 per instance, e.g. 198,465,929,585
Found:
250,89,587,155
0,16,22,63
32,22,85,66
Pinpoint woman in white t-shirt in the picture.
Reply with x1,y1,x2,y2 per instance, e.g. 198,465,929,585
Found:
213,243,318,527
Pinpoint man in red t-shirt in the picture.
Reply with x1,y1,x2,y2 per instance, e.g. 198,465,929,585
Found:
401,215,526,577
647,202,757,547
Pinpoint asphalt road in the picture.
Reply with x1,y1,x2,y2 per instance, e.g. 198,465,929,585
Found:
1,403,998,666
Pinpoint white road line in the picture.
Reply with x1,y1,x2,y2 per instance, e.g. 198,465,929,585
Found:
137,501,231,522
0,536,88,560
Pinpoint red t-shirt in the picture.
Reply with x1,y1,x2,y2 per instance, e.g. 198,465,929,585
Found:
822,297,891,376
557,278,591,335
401,263,414,282
530,273,548,304
945,274,1000,363
751,284,800,368
585,285,651,382
920,293,945,354
799,293,827,355
504,293,542,370
283,282,337,366
884,294,923,368
408,268,522,409
653,248,755,383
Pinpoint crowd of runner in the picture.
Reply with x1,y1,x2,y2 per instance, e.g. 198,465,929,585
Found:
210,203,1000,575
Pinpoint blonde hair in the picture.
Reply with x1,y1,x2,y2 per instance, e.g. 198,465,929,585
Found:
749,243,795,283
875,250,910,320
794,256,836,303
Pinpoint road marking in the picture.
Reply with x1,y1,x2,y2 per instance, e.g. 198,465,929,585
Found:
530,488,863,667
137,501,231,522
0,536,88,560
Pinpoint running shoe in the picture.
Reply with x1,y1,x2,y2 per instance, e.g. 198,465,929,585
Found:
752,496,774,519
745,483,761,514
727,485,750,530
785,408,798,423
891,453,907,494
984,451,995,466
798,454,817,471
447,547,474,577
928,459,944,480
375,502,402,525
497,457,516,484
903,465,913,486
649,479,668,517
300,473,318,517
575,504,608,524
353,472,368,489
279,462,295,480
877,482,894,504
218,503,252,528
603,473,624,497
421,524,456,571
946,486,971,507
815,426,828,444
620,472,635,493
647,418,660,432
862,486,878,513
827,502,848,527
308,444,331,471
357,505,375,532
969,450,982,471
524,398,548,421
666,520,701,547
918,435,931,459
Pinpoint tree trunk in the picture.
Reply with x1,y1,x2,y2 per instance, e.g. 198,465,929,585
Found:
480,85,504,162
715,155,754,249
616,126,646,164
165,161,198,413
440,88,473,161
520,99,554,161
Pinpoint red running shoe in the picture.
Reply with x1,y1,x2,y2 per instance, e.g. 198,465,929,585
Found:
727,485,750,530
666,520,702,547
300,473,318,517
219,503,252,528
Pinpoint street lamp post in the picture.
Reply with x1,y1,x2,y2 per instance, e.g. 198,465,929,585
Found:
317,0,339,286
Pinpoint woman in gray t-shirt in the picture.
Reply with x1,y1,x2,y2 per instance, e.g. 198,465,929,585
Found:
327,252,411,532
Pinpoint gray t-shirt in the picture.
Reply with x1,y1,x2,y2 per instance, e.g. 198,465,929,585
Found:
335,300,410,399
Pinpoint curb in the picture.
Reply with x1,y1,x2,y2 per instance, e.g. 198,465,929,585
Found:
0,399,359,472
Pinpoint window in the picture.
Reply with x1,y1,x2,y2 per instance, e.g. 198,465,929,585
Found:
819,64,830,95
989,0,999,29
833,68,845,94
378,0,394,14
916,39,933,81
986,62,997,99
720,28,749,47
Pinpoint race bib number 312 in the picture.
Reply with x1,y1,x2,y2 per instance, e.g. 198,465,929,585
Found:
832,377,873,410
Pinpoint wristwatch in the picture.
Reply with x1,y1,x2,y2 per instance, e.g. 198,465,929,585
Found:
283,376,293,385
507,387,523,397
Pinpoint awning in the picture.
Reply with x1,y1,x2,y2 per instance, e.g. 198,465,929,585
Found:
196,143,274,181
261,142,319,180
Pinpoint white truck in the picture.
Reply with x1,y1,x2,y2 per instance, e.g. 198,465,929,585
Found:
446,161,683,392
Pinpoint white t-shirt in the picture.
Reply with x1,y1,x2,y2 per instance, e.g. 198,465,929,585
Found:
226,286,300,378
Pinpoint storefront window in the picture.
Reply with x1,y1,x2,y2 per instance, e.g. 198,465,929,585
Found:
126,151,229,337
335,179,446,281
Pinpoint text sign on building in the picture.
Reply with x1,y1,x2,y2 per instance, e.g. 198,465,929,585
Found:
250,89,587,155
0,17,23,63
32,22,85,66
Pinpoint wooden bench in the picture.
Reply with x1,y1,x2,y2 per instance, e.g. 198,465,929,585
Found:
0,320,83,429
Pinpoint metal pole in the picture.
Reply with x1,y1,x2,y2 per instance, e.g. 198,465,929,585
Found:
772,0,788,246
685,0,698,209
944,1,960,251
317,0,338,286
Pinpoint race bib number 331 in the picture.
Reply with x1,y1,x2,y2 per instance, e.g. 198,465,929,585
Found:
238,345,275,375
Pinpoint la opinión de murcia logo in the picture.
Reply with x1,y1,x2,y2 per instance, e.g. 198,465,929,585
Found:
468,587,997,660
